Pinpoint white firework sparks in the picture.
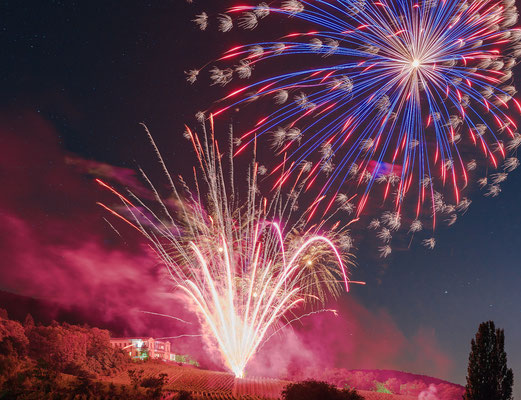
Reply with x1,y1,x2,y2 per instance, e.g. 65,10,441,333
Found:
98,120,358,378
422,238,436,250
377,227,392,243
218,14,234,32
409,219,423,233
379,245,392,258
193,12,208,30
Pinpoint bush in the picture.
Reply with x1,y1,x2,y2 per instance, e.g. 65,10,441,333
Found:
140,372,167,389
141,372,168,399
71,369,104,398
128,368,145,388
0,355,30,397
282,379,365,400
175,390,193,400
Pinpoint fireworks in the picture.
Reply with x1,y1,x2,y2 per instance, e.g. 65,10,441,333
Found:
98,120,359,377
189,0,520,246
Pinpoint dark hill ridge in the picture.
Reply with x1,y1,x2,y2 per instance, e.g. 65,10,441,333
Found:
0,289,172,337
0,289,65,323
0,289,124,329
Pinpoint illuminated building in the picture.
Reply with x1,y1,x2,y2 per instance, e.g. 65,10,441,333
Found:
110,337,171,360
110,337,200,366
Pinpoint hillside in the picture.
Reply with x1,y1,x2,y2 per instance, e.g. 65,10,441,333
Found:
348,369,463,388
0,310,463,399
301,368,465,399
107,362,424,399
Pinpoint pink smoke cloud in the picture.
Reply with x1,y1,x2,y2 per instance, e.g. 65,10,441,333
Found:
247,298,453,381
0,110,192,333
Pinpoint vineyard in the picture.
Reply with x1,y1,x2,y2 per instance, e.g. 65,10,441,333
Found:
108,363,418,399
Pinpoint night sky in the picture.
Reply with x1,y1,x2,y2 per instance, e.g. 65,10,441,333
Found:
1,1,520,396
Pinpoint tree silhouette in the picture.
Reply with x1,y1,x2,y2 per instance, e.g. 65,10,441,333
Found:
464,321,513,400
23,314,35,329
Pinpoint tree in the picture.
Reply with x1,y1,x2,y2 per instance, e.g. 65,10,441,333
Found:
0,318,28,357
23,314,35,329
464,321,514,400
282,380,364,400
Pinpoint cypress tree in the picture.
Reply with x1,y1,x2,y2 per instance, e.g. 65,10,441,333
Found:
464,321,513,400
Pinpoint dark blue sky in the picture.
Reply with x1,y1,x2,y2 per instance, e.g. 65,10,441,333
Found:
355,168,521,389
1,0,520,395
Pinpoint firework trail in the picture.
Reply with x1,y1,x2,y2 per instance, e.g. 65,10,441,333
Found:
98,119,360,377
188,0,521,254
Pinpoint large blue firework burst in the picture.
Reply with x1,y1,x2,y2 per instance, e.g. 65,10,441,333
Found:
188,0,521,253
